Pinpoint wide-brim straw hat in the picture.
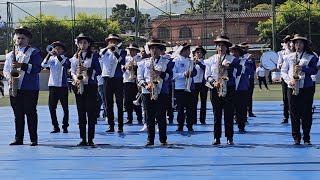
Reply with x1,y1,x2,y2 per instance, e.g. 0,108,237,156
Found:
214,35,232,47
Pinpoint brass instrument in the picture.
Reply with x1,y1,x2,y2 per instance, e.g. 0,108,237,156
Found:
43,45,55,64
185,59,194,92
128,56,136,80
292,49,301,96
76,48,84,95
133,92,142,106
150,57,160,100
9,44,20,97
217,55,229,97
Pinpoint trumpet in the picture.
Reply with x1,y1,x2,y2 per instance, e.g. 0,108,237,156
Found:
133,93,142,106
43,45,56,64
9,44,20,97
76,48,84,95
128,56,136,80
185,59,194,92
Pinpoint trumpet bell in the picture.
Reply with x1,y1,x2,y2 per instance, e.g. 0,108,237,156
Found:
46,45,54,53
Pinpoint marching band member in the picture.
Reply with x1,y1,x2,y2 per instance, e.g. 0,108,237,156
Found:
137,39,173,146
205,35,240,145
173,43,197,131
192,46,208,125
41,41,70,133
100,34,127,132
3,26,42,146
239,42,256,117
160,44,175,124
281,34,318,145
256,63,270,91
123,44,143,124
277,35,293,124
232,45,253,133
70,33,101,146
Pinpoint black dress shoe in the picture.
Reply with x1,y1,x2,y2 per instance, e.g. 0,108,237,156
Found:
304,141,312,145
88,141,95,146
50,128,60,133
294,139,301,145
124,120,133,124
137,121,143,125
30,142,38,146
188,128,194,132
200,122,206,125
9,140,23,145
213,138,220,145
176,126,183,132
106,127,115,132
77,140,88,146
239,128,246,133
161,142,168,146
281,118,288,124
145,141,154,146
118,128,123,133
227,139,234,145
248,113,256,117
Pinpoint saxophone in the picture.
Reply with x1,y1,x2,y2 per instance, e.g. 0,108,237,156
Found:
185,59,194,92
128,56,136,80
76,48,84,95
150,57,160,100
9,44,20,97
217,54,229,97
292,50,301,96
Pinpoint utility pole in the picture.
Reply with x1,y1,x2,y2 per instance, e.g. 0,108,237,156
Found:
135,0,139,44
271,0,276,51
308,0,311,41
222,0,226,34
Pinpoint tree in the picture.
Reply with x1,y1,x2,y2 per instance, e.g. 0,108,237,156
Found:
256,0,320,51
109,4,150,36
17,13,121,56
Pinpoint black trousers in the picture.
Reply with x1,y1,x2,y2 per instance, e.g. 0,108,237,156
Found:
235,90,248,130
142,94,167,143
175,90,195,129
10,90,39,142
247,78,254,115
258,76,269,89
281,79,289,119
48,86,69,129
165,83,174,122
0,81,4,96
211,86,235,139
193,83,208,124
287,87,314,142
73,84,97,141
103,77,124,128
124,82,142,122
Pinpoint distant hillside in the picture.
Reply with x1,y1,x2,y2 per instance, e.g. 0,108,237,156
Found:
0,3,189,22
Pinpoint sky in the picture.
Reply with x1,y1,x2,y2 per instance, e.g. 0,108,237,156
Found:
0,0,166,9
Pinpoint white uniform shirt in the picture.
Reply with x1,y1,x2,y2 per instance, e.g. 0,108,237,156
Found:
41,55,68,87
281,52,314,88
100,48,122,78
173,55,193,90
193,58,205,83
123,54,142,83
70,52,94,85
204,54,234,83
256,67,266,77
137,56,169,94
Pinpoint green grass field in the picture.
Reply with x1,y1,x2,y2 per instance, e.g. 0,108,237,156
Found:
0,84,319,107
